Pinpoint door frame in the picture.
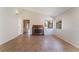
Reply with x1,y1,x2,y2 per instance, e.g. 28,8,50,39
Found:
23,20,30,34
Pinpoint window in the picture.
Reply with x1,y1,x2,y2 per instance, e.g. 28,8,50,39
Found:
56,20,62,29
44,20,53,28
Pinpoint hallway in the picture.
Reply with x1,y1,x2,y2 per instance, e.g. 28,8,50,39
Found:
0,34,79,52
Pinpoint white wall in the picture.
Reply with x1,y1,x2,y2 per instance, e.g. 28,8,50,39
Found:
0,8,20,45
18,9,54,35
54,8,79,48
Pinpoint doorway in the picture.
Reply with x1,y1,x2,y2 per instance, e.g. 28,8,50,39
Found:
23,20,30,34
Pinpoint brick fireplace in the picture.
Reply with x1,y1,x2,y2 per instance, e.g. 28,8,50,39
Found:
32,25,44,35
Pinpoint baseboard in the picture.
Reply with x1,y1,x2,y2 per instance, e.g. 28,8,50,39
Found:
54,35,79,48
0,34,22,45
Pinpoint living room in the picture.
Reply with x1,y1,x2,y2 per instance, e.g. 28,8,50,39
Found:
0,7,79,52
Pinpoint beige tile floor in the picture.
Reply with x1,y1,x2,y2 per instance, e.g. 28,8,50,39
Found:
0,34,79,52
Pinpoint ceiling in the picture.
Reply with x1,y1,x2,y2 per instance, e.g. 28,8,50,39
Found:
22,7,71,17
